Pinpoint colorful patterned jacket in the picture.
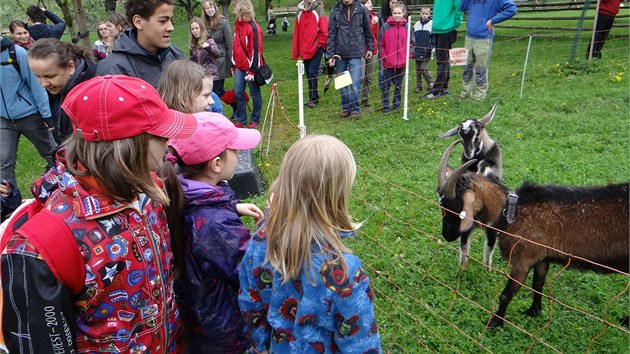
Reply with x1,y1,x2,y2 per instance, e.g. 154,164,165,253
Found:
1,151,183,353
238,226,382,353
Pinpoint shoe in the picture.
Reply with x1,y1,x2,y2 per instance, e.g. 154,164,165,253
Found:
234,122,246,128
382,108,390,113
249,122,259,128
414,87,423,93
423,92,441,99
305,101,317,108
350,112,361,119
393,106,400,111
340,111,351,119
361,101,370,107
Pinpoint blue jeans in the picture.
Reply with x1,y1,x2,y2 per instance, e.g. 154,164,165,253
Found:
234,69,262,125
335,57,362,114
304,48,324,103
0,113,57,184
381,67,404,110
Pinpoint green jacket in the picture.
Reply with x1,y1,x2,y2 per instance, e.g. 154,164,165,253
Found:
432,0,463,34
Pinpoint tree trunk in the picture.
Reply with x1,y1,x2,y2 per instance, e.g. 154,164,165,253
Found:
72,0,90,48
53,0,75,31
104,0,116,14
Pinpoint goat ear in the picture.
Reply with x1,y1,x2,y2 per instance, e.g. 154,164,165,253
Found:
438,126,459,138
460,191,476,232
480,104,498,127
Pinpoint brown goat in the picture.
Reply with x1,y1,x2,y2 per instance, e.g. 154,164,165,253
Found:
437,141,629,328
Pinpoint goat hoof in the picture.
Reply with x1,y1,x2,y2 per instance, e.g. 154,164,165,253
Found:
524,307,541,317
487,315,504,329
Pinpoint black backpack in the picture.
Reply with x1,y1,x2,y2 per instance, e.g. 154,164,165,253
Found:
0,40,21,74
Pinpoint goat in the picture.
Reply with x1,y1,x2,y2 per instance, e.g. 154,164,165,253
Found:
438,105,503,180
437,141,629,328
436,141,500,270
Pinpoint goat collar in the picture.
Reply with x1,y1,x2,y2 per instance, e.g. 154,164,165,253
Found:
502,193,519,224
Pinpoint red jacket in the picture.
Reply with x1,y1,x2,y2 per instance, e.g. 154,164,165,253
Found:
379,17,409,69
291,1,328,60
599,0,620,17
368,11,379,55
232,19,264,75
1,152,182,353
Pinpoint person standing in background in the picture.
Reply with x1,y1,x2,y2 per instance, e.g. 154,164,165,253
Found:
459,0,516,100
202,0,234,97
9,20,33,50
412,6,434,93
25,5,66,40
360,0,379,108
327,0,374,119
292,0,328,108
379,2,409,113
423,0,462,99
93,21,113,61
586,0,621,59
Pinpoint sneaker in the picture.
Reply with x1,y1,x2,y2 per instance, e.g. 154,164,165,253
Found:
249,122,259,128
350,112,361,119
305,101,317,108
423,92,441,100
234,122,246,128
414,87,423,93
382,108,390,113
340,111,351,119
361,101,370,107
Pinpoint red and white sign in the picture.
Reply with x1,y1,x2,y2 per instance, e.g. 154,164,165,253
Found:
449,48,469,66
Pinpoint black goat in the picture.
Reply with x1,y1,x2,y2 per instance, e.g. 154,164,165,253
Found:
437,141,629,328
438,105,503,180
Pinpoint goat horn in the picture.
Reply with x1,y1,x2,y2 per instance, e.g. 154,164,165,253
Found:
438,140,460,194
480,104,498,127
438,141,478,200
437,125,460,139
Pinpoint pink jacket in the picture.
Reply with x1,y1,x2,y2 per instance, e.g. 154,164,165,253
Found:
379,17,409,69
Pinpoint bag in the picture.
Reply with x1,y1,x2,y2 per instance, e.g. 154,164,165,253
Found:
255,63,274,86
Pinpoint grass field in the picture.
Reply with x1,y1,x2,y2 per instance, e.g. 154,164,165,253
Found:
12,9,630,353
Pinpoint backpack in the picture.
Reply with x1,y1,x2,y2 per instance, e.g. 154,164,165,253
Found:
0,42,21,74
0,199,85,295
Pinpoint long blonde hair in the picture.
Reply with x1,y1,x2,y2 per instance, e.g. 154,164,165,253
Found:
265,135,357,284
64,133,169,205
157,60,209,114
189,17,208,51
202,0,223,30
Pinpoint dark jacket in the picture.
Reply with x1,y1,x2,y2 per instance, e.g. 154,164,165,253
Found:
174,176,250,353
326,0,374,59
48,57,96,144
29,10,66,40
96,29,185,88
413,17,433,60
207,16,234,80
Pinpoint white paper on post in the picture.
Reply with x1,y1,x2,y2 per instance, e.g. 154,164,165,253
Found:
334,70,352,90
449,48,469,66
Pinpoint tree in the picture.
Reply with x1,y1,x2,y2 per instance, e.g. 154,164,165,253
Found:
173,0,199,21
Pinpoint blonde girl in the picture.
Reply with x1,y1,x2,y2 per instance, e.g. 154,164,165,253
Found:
201,0,233,97
189,16,221,80
157,59,222,115
238,135,382,352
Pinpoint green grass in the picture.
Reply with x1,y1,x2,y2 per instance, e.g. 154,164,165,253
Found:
14,15,630,353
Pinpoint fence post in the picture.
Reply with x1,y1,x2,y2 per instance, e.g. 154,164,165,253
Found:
296,60,306,138
570,0,593,62
402,15,412,121
520,34,534,98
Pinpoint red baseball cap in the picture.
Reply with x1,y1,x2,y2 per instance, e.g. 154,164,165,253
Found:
61,75,198,142
170,112,261,165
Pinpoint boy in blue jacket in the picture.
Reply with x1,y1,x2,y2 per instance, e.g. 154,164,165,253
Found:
413,6,434,93
459,0,516,100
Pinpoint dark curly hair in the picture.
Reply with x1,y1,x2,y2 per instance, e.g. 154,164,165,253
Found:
26,5,46,23
126,0,174,28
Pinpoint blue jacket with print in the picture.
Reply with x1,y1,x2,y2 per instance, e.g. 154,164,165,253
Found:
238,226,382,353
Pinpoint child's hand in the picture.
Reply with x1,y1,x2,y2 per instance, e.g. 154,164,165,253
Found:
0,180,12,197
237,203,264,223
486,20,494,32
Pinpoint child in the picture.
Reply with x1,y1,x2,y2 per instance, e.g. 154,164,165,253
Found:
163,112,263,352
282,16,289,32
360,0,379,108
189,16,221,81
1,75,197,352
93,21,112,61
379,2,409,113
158,59,222,114
239,135,381,352
413,6,434,93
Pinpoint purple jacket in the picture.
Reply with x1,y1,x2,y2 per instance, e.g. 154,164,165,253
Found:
174,176,250,353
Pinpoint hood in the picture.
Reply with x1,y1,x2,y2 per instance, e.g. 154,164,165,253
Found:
59,58,97,98
298,0,321,11
386,16,408,26
179,175,234,208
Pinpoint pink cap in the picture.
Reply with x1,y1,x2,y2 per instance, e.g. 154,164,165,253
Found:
61,75,198,142
170,112,261,165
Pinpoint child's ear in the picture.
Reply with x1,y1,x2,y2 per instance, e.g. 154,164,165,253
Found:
208,156,222,173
